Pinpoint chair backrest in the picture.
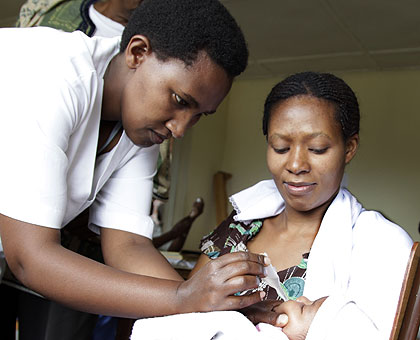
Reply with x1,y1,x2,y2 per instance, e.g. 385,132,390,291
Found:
390,242,420,340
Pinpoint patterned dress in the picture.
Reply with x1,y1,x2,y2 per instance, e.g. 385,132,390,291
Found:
200,211,308,301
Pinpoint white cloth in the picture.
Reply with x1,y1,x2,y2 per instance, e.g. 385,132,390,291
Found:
229,179,413,340
131,311,288,340
0,27,158,238
89,4,124,38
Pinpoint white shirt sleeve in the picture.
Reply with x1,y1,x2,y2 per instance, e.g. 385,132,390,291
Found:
0,64,90,228
89,143,159,239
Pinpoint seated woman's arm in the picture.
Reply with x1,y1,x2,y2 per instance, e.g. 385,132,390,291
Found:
303,214,413,340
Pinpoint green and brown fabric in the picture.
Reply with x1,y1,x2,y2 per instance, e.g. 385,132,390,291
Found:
17,0,98,36
200,211,308,301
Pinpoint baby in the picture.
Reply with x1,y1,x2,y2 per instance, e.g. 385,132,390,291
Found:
129,297,327,340
130,310,287,340
271,296,328,340
237,294,327,340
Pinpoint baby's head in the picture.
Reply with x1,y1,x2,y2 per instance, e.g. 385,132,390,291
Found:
274,296,328,340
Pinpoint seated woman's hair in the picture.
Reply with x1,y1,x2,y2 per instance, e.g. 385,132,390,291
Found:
262,72,360,140
120,0,248,78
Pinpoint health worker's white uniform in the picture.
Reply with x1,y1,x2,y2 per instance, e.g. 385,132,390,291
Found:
0,27,159,240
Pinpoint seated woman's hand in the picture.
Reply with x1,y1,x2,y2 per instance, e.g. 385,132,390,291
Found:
177,252,268,313
273,296,328,340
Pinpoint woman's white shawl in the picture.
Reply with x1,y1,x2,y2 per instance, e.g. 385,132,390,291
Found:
230,179,413,340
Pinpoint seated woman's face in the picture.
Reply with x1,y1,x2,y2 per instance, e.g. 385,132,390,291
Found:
266,95,356,214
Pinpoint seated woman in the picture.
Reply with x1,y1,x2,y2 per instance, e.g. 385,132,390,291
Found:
188,71,413,340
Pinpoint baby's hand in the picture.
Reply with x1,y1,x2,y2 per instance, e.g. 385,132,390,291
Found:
273,296,327,340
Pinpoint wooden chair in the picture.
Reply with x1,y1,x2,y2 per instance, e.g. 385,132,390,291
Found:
390,242,420,340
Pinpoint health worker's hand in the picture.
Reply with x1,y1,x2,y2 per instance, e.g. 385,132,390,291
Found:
177,252,269,313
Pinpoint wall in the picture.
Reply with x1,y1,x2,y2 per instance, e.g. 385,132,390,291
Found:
175,69,420,251
163,99,231,250
343,70,420,239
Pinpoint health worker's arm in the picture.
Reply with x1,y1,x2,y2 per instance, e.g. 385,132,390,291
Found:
100,227,182,280
0,214,268,318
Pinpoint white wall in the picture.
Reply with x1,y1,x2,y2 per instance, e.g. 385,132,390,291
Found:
174,69,420,251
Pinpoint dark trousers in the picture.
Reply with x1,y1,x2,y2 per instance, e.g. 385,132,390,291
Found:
0,283,98,340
